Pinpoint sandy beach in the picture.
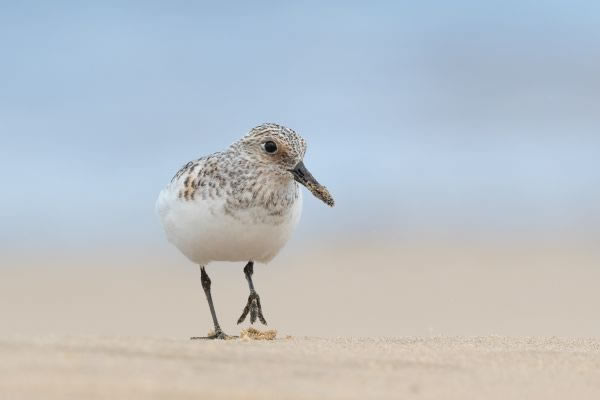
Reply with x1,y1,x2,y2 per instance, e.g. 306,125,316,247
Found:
2,240,600,399
2,335,600,399
2,239,600,338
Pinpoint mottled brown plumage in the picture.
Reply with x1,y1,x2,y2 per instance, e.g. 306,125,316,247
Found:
156,123,334,339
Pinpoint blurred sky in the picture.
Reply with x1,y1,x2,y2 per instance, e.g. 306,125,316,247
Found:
1,1,599,249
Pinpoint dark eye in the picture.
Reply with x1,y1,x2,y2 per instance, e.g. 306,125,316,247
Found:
263,141,278,154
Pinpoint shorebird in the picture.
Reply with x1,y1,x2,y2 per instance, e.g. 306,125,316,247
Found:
156,123,334,339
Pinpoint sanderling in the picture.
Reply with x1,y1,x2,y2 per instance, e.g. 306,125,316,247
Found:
156,123,334,339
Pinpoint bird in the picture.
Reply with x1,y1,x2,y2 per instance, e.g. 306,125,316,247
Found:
156,123,334,339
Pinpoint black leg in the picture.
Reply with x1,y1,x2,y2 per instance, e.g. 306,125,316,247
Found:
191,266,229,340
237,261,267,325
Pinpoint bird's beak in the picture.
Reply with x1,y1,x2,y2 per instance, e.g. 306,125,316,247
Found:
289,161,335,207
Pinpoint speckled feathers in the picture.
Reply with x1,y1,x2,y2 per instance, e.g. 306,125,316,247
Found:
156,123,333,266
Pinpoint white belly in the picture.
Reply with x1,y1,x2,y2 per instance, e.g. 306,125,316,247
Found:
156,186,303,266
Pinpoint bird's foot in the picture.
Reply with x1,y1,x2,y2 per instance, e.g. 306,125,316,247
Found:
190,330,235,340
237,291,267,325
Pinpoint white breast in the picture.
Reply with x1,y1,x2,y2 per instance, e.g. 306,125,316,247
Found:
156,183,303,266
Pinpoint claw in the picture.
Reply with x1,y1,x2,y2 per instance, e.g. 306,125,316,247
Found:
237,302,251,324
191,330,233,340
256,296,267,325
250,298,258,324
237,291,267,325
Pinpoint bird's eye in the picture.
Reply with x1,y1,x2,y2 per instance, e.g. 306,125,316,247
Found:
263,141,278,154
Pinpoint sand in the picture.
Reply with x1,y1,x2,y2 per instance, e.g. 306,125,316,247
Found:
2,239,600,398
1,335,600,399
3,239,600,339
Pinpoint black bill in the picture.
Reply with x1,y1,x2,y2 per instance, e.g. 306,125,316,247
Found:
290,161,335,207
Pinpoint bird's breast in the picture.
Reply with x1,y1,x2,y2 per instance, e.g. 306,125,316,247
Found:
157,180,303,265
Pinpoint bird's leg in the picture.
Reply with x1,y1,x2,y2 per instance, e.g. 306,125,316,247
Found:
237,261,267,325
191,266,230,340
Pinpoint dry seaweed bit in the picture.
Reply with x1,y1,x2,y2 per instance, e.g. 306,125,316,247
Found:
240,327,277,341
306,182,335,207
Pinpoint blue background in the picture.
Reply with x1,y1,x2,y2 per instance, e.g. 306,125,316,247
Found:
1,1,599,248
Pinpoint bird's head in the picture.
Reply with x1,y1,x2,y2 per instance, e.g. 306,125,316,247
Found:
234,123,334,207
